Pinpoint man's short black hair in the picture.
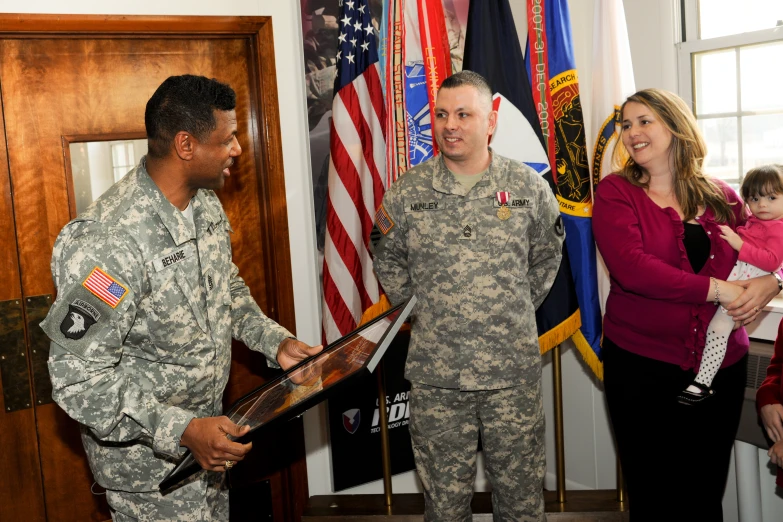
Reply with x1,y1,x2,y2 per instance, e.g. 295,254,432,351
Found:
145,75,237,158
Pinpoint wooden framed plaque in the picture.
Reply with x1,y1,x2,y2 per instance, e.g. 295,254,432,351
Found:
160,295,417,491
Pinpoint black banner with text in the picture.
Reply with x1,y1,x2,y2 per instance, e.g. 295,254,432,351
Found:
327,330,415,491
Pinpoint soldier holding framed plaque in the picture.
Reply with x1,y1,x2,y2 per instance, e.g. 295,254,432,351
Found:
160,296,417,491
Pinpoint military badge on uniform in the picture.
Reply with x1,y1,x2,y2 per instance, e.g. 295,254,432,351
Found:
459,224,475,240
555,215,565,236
60,299,101,340
495,191,511,221
82,267,128,308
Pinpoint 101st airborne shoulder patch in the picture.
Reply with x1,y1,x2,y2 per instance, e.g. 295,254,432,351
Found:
375,204,395,235
82,266,129,309
60,298,101,340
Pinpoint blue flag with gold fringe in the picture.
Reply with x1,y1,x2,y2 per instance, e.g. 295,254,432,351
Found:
525,0,603,378
464,0,582,357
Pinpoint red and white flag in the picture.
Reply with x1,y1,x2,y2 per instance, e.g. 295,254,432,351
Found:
417,0,452,157
322,0,387,344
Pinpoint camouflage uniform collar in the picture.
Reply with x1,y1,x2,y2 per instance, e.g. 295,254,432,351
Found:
433,150,505,201
136,158,196,246
193,190,229,236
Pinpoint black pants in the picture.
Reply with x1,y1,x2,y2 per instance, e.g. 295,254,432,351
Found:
603,338,747,522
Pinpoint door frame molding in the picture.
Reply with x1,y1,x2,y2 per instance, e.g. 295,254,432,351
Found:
0,14,296,332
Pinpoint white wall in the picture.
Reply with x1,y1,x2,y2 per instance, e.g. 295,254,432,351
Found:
623,0,679,92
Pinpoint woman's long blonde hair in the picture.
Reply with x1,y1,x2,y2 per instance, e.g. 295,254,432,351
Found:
614,88,735,224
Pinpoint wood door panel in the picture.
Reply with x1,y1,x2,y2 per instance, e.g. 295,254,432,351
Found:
0,38,273,297
0,17,300,521
35,406,110,521
0,90,46,522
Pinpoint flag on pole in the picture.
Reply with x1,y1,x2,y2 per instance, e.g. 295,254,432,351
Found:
321,0,417,492
589,0,635,187
464,0,580,355
588,0,636,326
417,0,452,157
526,0,603,376
490,93,550,176
383,0,408,184
381,0,448,184
322,0,387,344
402,1,436,168
378,0,390,98
463,0,546,155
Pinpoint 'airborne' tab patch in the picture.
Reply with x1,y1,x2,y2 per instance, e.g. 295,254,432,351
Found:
82,267,128,309
60,299,101,340
375,204,394,235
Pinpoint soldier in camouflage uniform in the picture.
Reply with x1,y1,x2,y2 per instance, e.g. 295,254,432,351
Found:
40,75,322,521
372,71,563,521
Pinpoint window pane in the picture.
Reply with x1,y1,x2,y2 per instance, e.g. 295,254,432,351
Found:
740,42,783,111
741,114,783,174
111,142,135,167
70,139,147,215
114,167,129,183
699,0,783,39
694,50,737,115
111,143,123,165
699,117,739,182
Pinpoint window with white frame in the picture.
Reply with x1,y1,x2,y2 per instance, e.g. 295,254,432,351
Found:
679,0,783,188
111,141,136,182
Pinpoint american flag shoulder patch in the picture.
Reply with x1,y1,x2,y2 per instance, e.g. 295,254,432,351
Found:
375,205,394,235
82,267,129,309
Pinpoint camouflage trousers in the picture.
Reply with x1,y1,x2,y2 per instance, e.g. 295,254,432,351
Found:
409,382,546,522
106,471,227,521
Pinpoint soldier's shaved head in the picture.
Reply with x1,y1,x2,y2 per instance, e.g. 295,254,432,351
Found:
438,70,493,112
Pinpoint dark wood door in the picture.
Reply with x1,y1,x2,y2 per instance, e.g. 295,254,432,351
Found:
0,16,305,522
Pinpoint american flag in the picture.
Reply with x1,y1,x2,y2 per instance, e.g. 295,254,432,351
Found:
83,267,128,308
321,0,387,344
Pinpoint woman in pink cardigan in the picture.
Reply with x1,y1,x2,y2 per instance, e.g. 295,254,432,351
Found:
593,89,781,521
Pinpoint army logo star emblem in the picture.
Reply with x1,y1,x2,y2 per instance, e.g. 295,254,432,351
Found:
60,303,98,340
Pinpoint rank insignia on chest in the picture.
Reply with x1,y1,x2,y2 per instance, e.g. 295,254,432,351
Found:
458,224,475,240
496,191,511,221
